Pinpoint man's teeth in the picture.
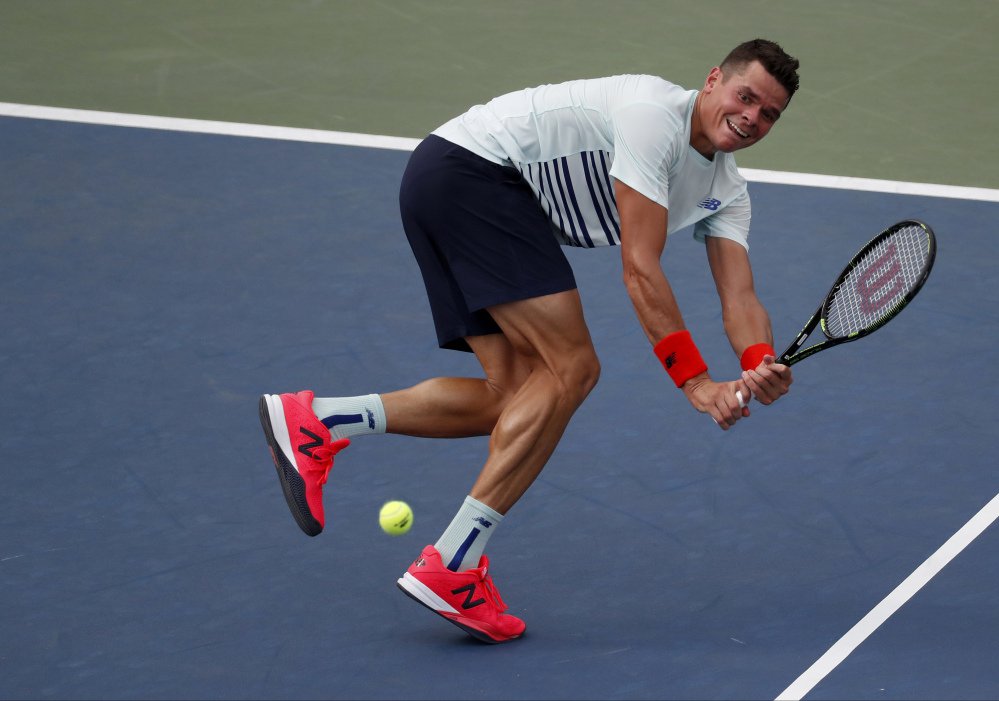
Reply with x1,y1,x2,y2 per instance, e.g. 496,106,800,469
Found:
727,119,749,138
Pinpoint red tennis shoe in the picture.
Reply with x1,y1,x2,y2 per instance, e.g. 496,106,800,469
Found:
397,545,526,643
259,391,350,536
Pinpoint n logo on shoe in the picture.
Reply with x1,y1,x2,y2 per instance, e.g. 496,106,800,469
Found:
451,583,485,610
298,427,324,459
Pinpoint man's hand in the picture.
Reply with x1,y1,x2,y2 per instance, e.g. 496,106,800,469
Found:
741,355,792,404
682,374,750,429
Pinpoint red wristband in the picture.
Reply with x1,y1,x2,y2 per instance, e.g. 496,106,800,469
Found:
653,330,708,388
740,343,776,372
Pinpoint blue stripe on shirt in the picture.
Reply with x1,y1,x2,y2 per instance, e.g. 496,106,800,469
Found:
550,161,582,246
589,151,620,244
580,152,615,246
560,157,594,247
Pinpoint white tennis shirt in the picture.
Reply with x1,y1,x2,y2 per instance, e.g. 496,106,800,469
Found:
433,74,751,250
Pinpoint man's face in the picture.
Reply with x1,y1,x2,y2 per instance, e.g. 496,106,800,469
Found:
696,60,790,156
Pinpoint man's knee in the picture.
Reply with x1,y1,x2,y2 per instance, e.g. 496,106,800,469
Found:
557,349,601,406
495,345,598,410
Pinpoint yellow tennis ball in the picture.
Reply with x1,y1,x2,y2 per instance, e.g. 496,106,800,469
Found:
379,500,413,536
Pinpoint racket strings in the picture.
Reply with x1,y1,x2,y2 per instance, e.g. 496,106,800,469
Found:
825,224,932,337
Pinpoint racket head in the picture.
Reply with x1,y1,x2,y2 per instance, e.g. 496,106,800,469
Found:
819,219,936,342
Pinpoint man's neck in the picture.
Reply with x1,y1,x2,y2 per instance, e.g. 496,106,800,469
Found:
689,92,717,161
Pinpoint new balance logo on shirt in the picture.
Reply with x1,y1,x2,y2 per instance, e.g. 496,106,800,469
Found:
698,197,722,211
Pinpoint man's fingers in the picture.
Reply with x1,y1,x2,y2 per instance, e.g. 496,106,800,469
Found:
710,388,748,429
742,369,779,404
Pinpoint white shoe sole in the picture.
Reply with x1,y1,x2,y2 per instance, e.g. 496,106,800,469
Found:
263,393,300,474
397,572,460,614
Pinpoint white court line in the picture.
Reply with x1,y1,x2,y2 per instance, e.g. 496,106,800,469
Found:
0,102,422,152
2,101,998,203
776,492,999,701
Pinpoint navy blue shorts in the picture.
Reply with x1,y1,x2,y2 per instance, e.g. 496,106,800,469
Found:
399,135,577,352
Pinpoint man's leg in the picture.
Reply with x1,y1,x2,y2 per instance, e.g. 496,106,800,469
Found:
467,289,601,514
397,288,599,642
427,288,598,570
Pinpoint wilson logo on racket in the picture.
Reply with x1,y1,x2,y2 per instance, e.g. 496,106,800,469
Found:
855,243,905,314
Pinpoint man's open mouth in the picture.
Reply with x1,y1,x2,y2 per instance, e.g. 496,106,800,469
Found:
726,118,750,138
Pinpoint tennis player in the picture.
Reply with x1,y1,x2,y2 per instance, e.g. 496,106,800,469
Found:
260,38,798,643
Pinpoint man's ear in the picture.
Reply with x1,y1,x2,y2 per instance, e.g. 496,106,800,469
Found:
703,66,723,93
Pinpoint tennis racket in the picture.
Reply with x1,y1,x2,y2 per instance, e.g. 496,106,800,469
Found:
778,219,936,366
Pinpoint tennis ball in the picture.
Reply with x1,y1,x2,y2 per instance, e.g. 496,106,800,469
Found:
379,500,413,536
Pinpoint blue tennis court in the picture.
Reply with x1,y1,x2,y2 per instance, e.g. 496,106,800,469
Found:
1,111,996,699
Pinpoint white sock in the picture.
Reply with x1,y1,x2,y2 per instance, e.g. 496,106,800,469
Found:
434,495,504,572
311,394,387,439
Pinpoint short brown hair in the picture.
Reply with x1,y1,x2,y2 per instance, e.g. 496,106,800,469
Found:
721,39,800,101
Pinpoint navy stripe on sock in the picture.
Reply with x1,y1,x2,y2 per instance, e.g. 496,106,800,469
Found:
321,413,363,430
447,528,481,571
